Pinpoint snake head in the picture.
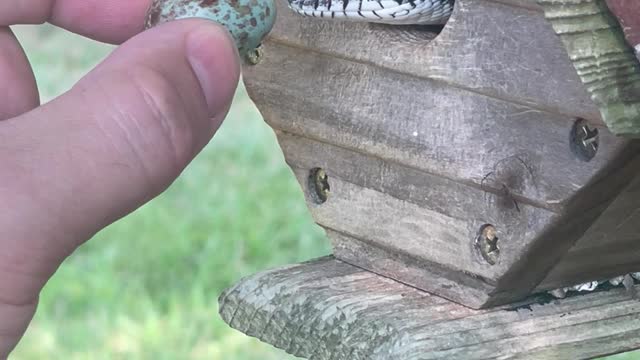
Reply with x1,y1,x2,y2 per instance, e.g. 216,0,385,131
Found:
146,0,277,64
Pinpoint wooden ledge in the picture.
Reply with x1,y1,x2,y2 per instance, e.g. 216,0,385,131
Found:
219,256,640,360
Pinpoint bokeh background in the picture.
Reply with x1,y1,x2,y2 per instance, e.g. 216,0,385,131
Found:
7,24,637,360
10,25,328,359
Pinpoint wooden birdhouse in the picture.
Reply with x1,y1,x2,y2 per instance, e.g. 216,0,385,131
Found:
215,0,640,358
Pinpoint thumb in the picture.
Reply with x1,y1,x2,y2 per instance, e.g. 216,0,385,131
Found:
0,19,239,356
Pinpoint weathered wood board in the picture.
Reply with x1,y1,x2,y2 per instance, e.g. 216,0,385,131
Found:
244,0,640,308
537,0,640,136
219,257,640,360
265,0,602,123
537,157,640,290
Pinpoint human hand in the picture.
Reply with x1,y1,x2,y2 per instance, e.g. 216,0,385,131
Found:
0,1,240,357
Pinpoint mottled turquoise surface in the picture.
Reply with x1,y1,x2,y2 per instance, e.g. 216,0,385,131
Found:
146,0,276,62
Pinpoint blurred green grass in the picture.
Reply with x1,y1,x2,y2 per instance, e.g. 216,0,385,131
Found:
10,25,329,359
7,24,640,360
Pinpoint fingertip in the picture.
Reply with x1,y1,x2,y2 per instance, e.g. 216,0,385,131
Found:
0,27,39,120
49,0,152,44
186,22,240,119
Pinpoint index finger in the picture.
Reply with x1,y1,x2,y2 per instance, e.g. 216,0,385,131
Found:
1,0,152,44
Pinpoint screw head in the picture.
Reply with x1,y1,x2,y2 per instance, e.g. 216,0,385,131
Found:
246,44,264,65
475,224,500,265
309,168,330,204
570,119,599,161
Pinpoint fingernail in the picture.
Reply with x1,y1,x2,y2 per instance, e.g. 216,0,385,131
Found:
186,23,240,117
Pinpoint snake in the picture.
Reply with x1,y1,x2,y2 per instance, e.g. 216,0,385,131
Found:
287,0,453,25
145,0,454,63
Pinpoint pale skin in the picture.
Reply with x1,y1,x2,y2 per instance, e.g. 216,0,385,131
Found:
0,1,240,357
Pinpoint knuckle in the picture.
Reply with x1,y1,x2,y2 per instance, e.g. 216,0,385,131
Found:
18,0,54,24
131,68,197,167
85,66,201,190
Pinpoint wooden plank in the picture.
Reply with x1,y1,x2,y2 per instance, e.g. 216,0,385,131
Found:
246,43,632,207
219,257,640,360
274,132,640,307
537,156,640,291
328,229,499,307
245,38,639,306
263,0,601,122
243,0,640,306
537,0,640,136
488,0,542,11
277,132,554,306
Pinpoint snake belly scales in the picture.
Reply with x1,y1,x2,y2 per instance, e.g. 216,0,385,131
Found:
146,0,454,64
287,0,453,25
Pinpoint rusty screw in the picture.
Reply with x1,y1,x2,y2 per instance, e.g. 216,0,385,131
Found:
309,168,330,204
475,224,500,265
246,44,264,65
570,119,599,161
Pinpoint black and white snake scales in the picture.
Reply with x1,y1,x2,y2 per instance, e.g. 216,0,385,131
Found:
287,0,454,24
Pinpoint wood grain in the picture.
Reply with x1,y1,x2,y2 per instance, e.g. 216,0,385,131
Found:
246,42,639,305
538,155,640,290
273,130,640,306
246,43,632,207
488,0,542,11
264,0,602,122
219,257,640,360
243,0,640,307
277,133,559,307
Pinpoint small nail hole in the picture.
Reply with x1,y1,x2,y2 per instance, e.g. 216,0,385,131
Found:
309,168,330,204
570,118,599,162
475,224,499,265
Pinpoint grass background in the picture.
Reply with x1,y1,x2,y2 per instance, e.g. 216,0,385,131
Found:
10,25,328,359
7,24,637,360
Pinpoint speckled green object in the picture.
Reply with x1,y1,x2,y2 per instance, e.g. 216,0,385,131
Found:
145,0,276,63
